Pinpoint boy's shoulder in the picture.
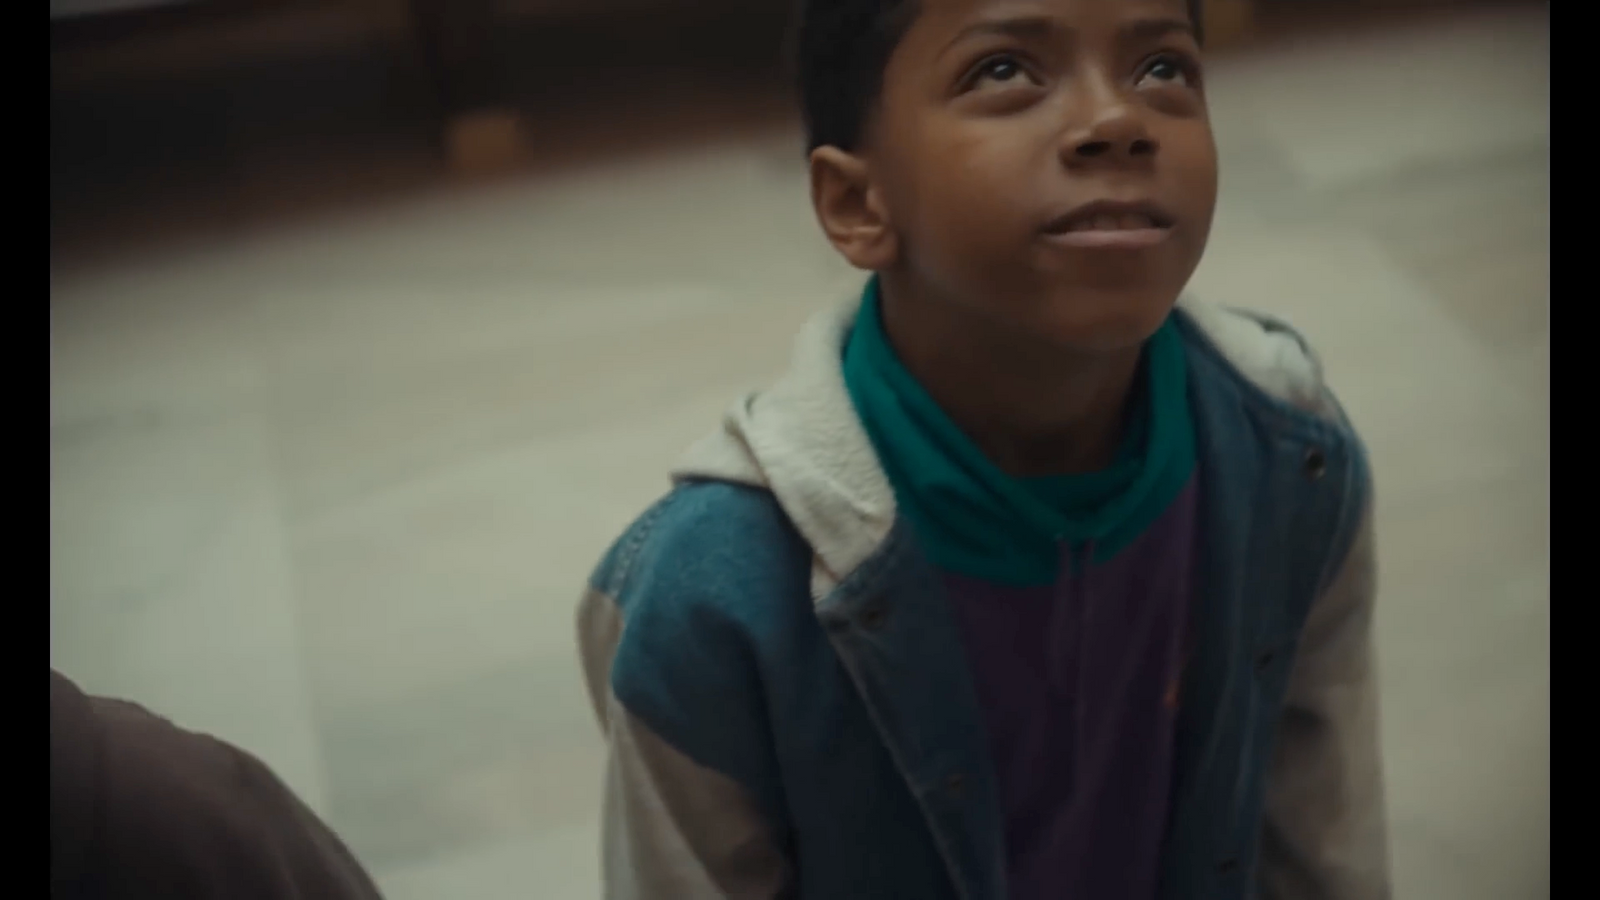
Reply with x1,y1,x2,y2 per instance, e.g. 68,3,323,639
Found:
588,478,813,622
1176,298,1350,428
583,479,820,770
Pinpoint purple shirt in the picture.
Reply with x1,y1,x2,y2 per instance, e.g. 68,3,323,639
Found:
944,475,1199,900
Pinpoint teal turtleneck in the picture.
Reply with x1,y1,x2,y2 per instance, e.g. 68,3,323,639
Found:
841,277,1197,586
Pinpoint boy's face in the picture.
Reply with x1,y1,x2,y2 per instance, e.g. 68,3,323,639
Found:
820,0,1218,352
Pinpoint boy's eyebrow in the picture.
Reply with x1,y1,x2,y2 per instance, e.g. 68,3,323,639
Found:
1121,17,1196,44
945,14,1060,49
1120,17,1196,43
940,15,1196,57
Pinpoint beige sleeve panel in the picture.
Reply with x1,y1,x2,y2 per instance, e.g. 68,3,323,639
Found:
1257,506,1393,900
577,587,792,900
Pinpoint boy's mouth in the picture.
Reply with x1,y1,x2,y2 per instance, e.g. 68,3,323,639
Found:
1040,200,1176,251
1041,200,1176,235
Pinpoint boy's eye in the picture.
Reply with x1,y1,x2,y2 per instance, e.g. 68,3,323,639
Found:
968,55,1036,90
1137,53,1196,88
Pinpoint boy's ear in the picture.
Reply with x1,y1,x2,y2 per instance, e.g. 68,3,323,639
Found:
809,146,900,271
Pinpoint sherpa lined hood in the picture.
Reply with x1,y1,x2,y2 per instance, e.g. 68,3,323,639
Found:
671,293,1330,601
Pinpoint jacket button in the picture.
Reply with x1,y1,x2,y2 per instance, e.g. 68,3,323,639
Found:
860,607,889,630
945,772,966,798
1255,650,1276,672
1304,447,1328,480
1217,858,1240,875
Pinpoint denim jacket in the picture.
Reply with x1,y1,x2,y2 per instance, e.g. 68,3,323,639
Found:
577,296,1391,900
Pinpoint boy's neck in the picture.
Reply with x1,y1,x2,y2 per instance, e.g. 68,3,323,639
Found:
877,274,1145,478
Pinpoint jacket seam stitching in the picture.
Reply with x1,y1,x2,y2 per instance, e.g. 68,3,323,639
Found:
601,492,679,599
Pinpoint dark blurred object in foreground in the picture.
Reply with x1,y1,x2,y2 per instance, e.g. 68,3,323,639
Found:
50,670,384,900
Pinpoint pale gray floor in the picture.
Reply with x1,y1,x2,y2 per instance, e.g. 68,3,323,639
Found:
50,6,1548,898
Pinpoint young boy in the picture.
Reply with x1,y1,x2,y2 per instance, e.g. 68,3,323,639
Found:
577,0,1390,898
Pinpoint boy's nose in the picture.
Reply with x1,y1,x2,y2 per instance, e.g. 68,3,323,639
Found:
1072,130,1158,161
1062,83,1159,165
1067,111,1158,163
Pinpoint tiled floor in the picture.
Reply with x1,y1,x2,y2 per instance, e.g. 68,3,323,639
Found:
49,4,1548,897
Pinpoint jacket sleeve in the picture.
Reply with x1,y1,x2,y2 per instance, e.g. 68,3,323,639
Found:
1257,501,1393,900
578,581,792,900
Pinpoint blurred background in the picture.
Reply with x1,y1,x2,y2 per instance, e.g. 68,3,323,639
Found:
49,0,1548,897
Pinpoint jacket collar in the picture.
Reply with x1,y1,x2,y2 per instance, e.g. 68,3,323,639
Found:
673,290,1337,601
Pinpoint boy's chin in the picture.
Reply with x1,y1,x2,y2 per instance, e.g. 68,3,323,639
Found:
1025,288,1180,354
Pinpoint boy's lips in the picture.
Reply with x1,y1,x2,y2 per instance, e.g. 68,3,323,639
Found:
1039,199,1176,250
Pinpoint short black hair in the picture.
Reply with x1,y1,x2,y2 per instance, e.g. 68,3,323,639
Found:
794,0,1205,152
